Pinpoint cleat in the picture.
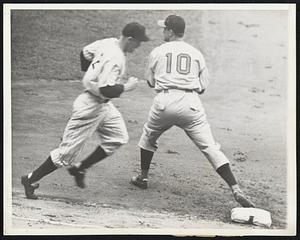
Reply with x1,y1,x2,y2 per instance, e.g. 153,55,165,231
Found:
21,175,39,199
68,166,86,188
130,175,148,189
234,190,255,208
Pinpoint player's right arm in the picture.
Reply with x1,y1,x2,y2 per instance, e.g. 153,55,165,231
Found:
83,56,138,99
145,49,157,88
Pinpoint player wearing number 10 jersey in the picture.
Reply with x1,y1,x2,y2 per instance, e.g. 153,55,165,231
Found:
130,15,255,208
146,37,209,94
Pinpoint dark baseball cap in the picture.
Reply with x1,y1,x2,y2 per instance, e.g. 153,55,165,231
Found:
122,22,150,42
157,15,185,36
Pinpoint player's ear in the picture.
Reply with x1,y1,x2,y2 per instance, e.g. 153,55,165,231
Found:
122,36,131,44
169,29,175,36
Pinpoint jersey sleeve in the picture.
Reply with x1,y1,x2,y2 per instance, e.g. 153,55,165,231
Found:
145,49,158,88
82,40,104,61
97,60,122,88
82,55,122,96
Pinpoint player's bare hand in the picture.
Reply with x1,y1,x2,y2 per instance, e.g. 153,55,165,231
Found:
124,77,139,92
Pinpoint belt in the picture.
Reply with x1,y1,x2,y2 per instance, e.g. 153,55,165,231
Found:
161,89,194,93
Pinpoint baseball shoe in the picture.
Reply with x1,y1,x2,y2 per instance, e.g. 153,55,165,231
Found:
233,190,255,208
21,175,39,199
130,175,148,189
68,166,86,188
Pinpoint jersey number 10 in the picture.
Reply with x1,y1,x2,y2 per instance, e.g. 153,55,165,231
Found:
165,53,191,75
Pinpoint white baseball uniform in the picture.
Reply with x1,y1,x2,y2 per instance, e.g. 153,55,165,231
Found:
51,38,129,167
139,41,229,169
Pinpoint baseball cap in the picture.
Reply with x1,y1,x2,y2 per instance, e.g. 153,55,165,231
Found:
122,22,150,42
157,15,185,36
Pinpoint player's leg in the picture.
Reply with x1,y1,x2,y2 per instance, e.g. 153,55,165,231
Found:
21,156,57,199
68,146,107,188
182,107,255,207
68,103,129,188
130,148,155,189
96,103,129,155
139,148,154,180
21,93,102,198
215,162,253,207
131,100,174,189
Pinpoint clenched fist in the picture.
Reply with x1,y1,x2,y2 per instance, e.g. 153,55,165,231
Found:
124,77,139,92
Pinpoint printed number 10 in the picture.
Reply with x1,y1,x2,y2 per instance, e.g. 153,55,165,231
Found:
165,53,191,74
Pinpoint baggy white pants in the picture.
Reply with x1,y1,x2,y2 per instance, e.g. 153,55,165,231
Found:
51,92,129,167
138,89,229,170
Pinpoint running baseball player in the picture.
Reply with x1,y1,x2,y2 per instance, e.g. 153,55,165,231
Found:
21,22,150,199
130,15,255,208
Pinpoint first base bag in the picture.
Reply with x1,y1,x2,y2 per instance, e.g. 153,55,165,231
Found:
231,207,272,228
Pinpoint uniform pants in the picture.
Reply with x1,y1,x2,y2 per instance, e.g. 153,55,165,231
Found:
138,89,229,170
51,92,129,167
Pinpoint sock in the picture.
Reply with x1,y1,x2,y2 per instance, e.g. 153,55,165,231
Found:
28,156,57,184
140,148,154,179
77,146,107,170
216,163,238,188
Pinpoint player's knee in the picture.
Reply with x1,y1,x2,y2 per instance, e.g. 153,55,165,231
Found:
200,145,229,170
122,131,129,144
100,134,129,156
118,126,129,144
101,147,114,156
50,149,73,168
138,135,158,152
101,143,123,156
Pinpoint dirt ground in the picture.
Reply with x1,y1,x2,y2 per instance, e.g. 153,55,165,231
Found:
7,8,292,235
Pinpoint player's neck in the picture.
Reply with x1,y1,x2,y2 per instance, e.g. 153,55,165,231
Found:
118,37,127,53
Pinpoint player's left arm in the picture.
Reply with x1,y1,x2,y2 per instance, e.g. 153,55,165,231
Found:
198,67,209,94
97,61,138,98
80,40,104,72
80,50,92,72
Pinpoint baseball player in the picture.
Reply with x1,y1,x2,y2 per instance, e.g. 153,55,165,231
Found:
130,15,255,208
21,22,150,199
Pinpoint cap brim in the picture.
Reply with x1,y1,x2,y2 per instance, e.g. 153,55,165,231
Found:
157,20,166,28
139,35,150,42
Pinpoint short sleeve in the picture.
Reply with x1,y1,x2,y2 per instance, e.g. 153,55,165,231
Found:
82,40,104,61
97,60,122,88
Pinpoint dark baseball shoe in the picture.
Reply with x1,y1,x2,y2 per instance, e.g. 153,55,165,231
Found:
21,175,39,199
233,190,255,208
68,166,86,188
130,175,148,189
